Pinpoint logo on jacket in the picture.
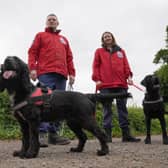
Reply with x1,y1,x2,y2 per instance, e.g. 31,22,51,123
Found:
59,37,67,45
117,51,123,58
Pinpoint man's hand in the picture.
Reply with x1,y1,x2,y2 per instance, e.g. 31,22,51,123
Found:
69,75,75,85
127,76,133,85
96,81,102,86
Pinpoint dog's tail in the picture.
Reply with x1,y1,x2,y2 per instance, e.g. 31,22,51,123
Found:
85,92,132,103
85,92,132,118
164,111,168,115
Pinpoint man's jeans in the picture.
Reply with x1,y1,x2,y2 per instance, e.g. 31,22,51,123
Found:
38,73,66,133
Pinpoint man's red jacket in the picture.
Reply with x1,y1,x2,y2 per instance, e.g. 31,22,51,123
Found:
28,28,75,78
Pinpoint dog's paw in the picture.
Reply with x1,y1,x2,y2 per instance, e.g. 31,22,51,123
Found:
97,148,109,156
163,138,168,145
13,150,26,158
144,138,151,144
24,151,38,159
70,147,83,152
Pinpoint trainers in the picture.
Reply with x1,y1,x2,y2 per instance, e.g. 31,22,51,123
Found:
39,132,48,147
48,133,70,145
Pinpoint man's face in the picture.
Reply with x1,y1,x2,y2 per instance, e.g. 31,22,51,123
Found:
46,15,59,29
102,33,113,46
30,70,37,81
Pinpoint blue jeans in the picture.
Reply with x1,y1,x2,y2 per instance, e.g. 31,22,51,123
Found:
38,73,67,133
100,88,129,129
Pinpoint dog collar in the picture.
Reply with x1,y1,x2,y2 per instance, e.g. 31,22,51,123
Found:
143,97,163,104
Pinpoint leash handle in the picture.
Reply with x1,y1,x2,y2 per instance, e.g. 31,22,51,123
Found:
67,83,74,91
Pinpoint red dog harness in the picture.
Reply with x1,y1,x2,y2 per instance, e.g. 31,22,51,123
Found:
30,87,52,105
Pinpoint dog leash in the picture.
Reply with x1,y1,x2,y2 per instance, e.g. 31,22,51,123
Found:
130,83,145,92
67,83,74,91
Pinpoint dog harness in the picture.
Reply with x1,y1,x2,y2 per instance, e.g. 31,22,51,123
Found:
13,87,52,111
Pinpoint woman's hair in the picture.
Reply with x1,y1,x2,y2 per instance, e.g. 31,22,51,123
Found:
101,31,117,48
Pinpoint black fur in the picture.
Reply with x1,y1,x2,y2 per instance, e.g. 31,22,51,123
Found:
0,56,111,159
141,74,168,144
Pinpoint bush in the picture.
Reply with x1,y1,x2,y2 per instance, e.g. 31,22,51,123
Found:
1,94,168,140
0,91,21,139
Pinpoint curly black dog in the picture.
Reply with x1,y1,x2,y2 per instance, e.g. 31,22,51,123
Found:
0,56,132,159
141,74,168,144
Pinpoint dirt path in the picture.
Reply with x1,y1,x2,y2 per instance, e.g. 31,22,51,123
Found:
0,135,168,168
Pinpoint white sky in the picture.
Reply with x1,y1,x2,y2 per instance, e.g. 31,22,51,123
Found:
0,0,167,106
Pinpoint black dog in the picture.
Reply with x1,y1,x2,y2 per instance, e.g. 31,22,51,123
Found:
0,56,131,159
141,74,168,144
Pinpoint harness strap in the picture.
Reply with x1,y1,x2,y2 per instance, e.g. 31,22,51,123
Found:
13,94,51,111
13,101,28,111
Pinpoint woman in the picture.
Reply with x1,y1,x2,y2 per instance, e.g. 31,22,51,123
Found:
92,31,140,143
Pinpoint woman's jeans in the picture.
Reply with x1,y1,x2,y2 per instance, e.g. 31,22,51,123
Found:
100,88,129,129
38,73,66,133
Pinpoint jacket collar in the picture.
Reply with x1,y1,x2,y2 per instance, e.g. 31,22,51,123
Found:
45,27,61,34
104,45,121,54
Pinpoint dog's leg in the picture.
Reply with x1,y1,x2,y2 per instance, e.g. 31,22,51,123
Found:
144,117,151,144
24,121,40,158
13,118,30,158
83,119,109,156
67,122,87,152
159,116,168,145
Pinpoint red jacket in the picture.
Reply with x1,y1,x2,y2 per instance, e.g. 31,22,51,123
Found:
92,46,132,90
28,28,75,78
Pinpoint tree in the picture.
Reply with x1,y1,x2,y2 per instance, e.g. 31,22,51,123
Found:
153,25,168,101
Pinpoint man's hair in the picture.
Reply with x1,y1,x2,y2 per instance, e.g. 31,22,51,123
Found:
47,13,57,17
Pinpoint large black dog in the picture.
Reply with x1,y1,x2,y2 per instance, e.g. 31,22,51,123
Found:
0,56,132,159
141,74,168,144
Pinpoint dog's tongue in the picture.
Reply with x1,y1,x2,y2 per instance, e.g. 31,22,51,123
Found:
3,71,15,79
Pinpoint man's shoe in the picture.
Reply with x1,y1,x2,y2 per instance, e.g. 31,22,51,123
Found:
39,132,48,147
48,133,70,145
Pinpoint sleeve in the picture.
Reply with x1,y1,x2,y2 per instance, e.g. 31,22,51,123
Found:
122,49,133,78
92,49,101,82
28,33,41,71
65,38,76,76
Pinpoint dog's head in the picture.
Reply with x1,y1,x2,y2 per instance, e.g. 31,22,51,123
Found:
141,74,160,93
1,56,31,94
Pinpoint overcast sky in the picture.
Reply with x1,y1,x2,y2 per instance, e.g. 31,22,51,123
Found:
0,0,167,106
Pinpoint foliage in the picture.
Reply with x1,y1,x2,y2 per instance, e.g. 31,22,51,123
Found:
153,49,168,64
0,91,21,139
155,65,168,100
153,25,168,101
1,94,168,140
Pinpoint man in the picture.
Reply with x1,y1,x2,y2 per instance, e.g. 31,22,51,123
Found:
92,31,140,143
30,70,39,86
28,14,76,147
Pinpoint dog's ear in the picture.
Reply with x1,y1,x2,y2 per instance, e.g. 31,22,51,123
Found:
154,76,160,85
0,74,5,92
141,78,146,86
0,64,4,72
16,57,31,92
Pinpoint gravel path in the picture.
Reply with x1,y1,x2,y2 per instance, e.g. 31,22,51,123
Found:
0,135,168,168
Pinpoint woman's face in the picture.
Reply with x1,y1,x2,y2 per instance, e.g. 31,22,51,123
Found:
102,33,114,46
